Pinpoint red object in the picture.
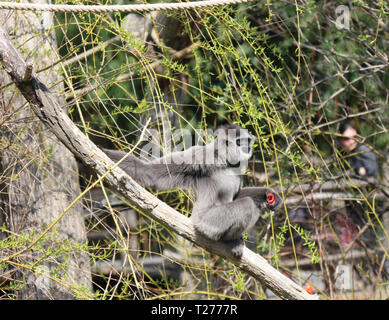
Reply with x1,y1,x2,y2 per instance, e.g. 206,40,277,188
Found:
335,212,358,248
304,282,314,294
267,193,275,204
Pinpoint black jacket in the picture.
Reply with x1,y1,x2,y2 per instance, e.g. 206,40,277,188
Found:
344,143,379,178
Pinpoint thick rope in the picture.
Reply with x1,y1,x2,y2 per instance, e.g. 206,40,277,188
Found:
0,0,251,13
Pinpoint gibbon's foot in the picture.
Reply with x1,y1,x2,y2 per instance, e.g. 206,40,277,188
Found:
226,239,244,258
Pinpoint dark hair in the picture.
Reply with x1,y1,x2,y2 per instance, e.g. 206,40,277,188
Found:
338,121,354,135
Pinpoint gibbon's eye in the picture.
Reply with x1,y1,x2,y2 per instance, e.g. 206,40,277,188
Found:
267,193,275,205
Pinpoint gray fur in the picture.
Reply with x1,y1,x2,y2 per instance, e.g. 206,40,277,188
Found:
103,124,283,258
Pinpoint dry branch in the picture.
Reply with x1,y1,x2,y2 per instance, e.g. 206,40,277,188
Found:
65,41,200,101
280,249,368,268
0,26,314,300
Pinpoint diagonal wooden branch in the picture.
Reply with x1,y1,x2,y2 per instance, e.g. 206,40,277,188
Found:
0,26,314,300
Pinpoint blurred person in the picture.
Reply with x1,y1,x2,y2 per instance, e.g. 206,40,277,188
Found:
335,121,378,242
336,121,389,277
337,121,379,178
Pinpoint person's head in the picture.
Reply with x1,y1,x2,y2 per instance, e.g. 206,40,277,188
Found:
338,121,358,152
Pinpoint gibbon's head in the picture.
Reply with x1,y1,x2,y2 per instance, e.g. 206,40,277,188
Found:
263,188,283,211
215,124,256,167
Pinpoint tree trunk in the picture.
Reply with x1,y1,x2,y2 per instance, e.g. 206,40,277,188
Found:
0,1,92,299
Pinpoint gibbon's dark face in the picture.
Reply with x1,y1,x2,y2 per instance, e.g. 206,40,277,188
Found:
215,124,256,167
264,189,282,211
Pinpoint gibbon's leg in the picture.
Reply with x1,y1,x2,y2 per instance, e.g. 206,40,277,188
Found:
224,238,245,258
192,197,259,241
191,197,260,258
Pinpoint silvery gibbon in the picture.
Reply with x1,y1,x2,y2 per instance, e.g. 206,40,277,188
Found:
104,124,282,257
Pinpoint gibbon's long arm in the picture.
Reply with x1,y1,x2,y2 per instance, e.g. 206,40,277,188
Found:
236,187,282,211
103,147,218,191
